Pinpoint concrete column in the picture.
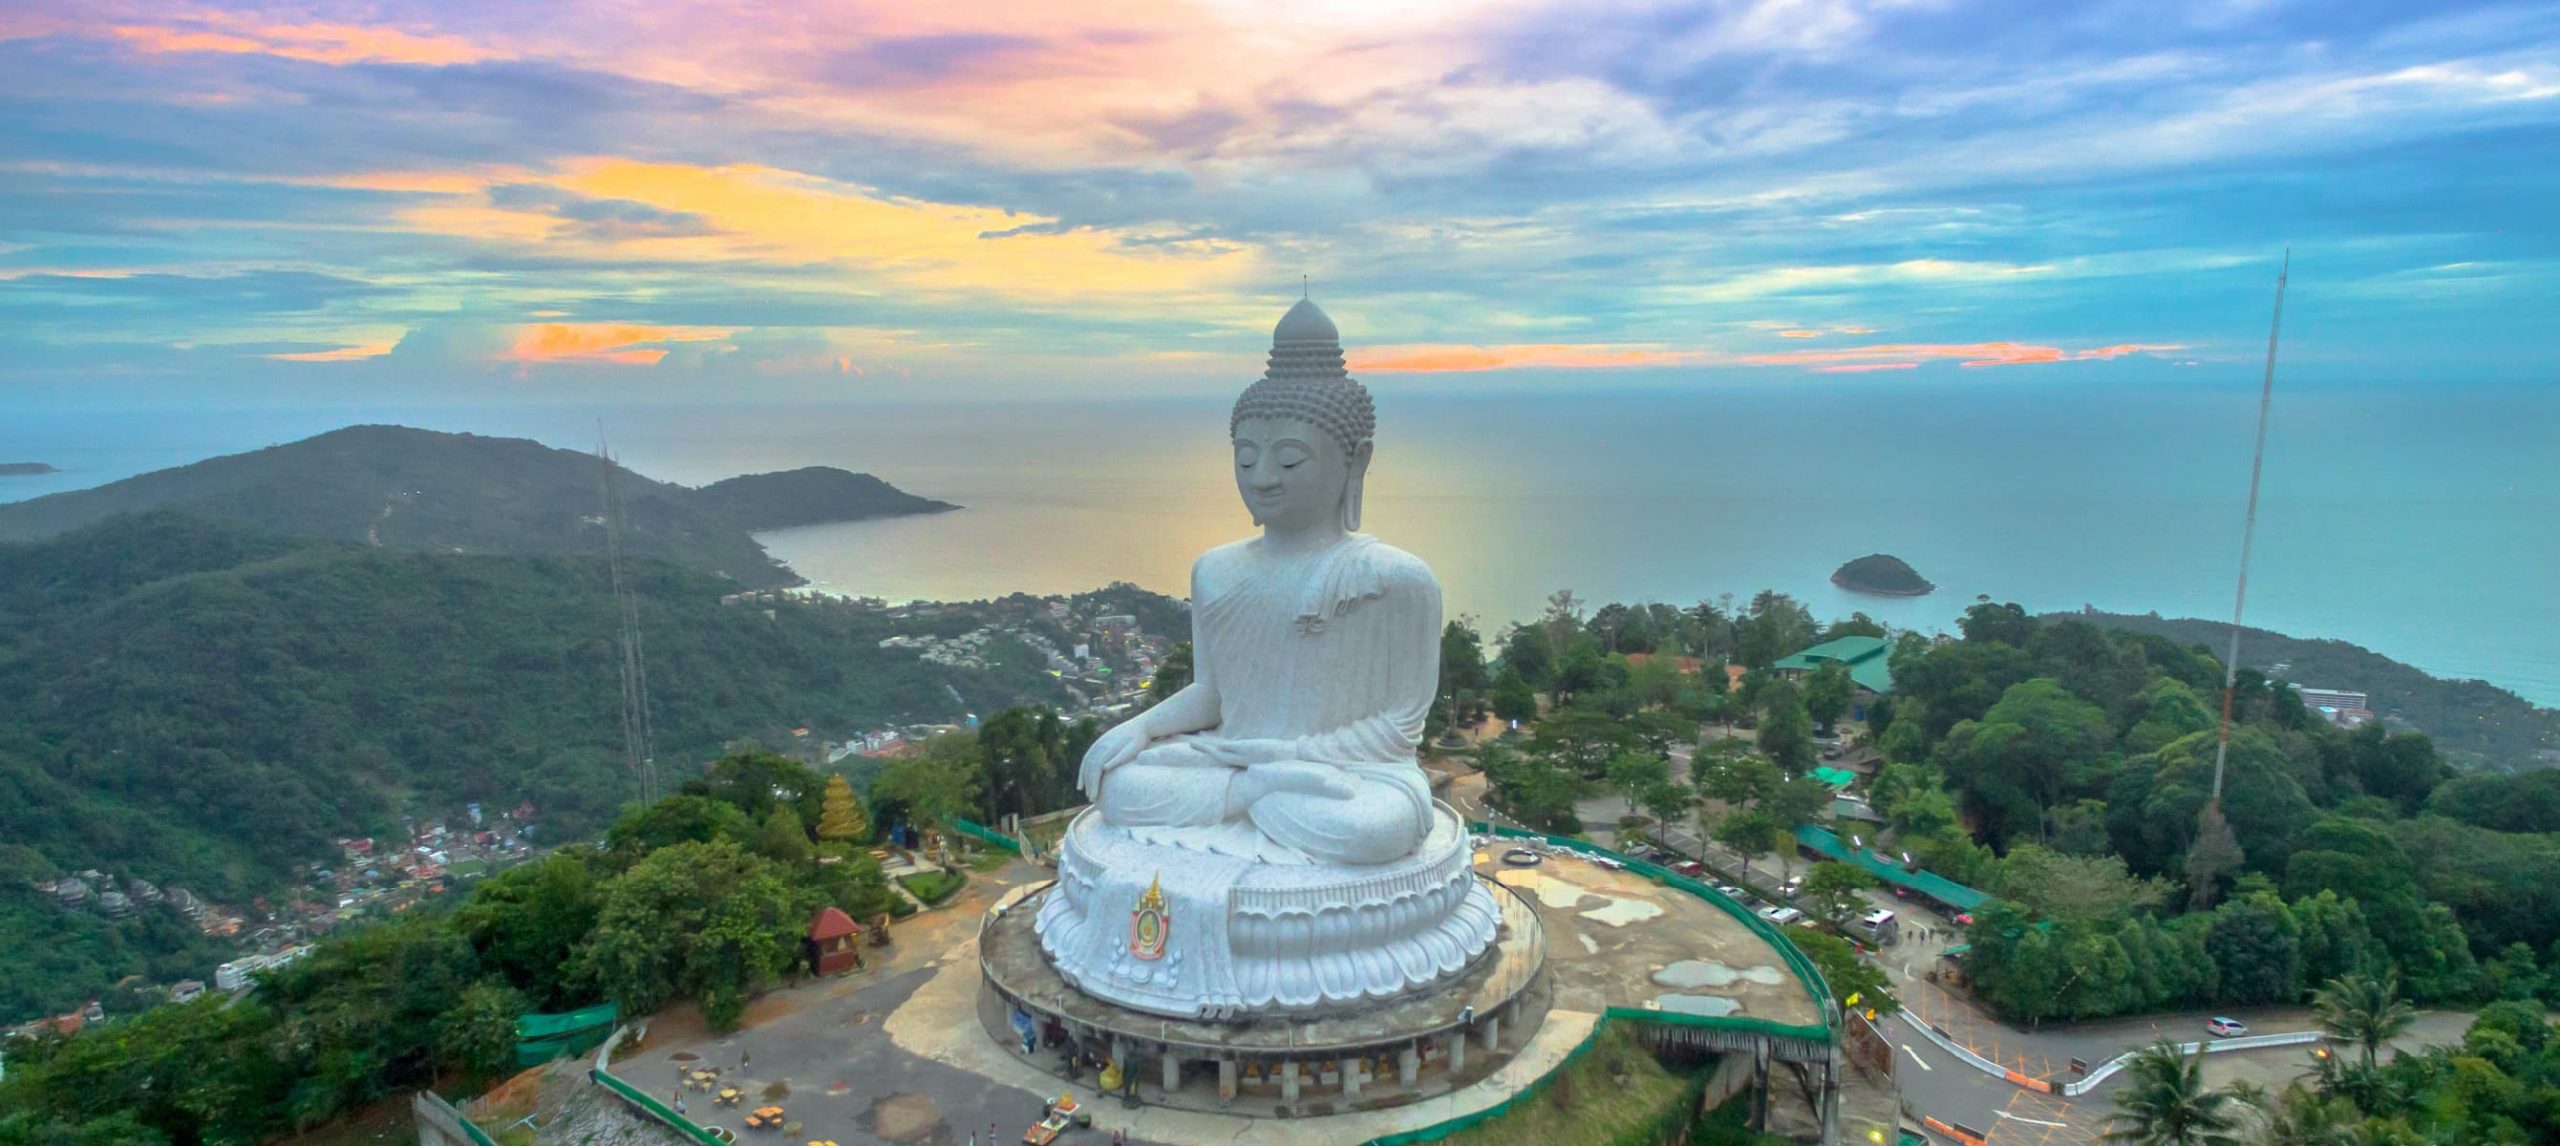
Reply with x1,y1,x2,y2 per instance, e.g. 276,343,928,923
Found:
1281,1061,1301,1102
1819,1051,1843,1146
1161,1052,1181,1093
1447,1031,1467,1073
1340,1056,1362,1098
1398,1046,1420,1086
1480,1015,1501,1051
1750,1041,1771,1131
1218,1059,1238,1101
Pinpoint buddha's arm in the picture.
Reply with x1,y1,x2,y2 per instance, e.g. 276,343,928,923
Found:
1128,679,1221,741
1275,565,1444,766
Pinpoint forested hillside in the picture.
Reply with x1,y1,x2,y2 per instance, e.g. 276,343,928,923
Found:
0,425,958,589
2054,609,2559,769
0,513,1069,906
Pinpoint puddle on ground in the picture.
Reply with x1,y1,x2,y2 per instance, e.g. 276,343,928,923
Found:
1654,994,1744,1018
1495,868,1601,909
762,1080,791,1101
1652,960,1785,989
869,1092,942,1144
668,1051,700,1061
1579,897,1666,927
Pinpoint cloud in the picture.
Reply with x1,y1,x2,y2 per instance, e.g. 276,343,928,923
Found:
1352,343,1712,373
1742,341,2188,371
268,338,398,362
109,15,502,67
505,323,738,366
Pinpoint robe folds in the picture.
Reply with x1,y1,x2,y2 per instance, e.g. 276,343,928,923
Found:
1098,532,1441,866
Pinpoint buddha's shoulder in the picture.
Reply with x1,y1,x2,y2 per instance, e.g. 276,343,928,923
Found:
1342,537,1437,590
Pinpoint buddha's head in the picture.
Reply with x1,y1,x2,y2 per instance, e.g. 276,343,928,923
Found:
1232,298,1374,534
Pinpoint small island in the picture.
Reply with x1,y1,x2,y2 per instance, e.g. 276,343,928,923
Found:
1832,553,1934,597
0,462,59,477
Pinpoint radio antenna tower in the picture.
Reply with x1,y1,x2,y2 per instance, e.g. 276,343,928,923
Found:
2209,250,2289,805
598,429,660,805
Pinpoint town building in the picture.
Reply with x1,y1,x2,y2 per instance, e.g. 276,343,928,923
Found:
1770,635,1897,719
2292,685,2376,728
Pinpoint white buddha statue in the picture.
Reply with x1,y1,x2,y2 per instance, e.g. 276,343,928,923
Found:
1036,299,1499,1018
1075,298,1438,867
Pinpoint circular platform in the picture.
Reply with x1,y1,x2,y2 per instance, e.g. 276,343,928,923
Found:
983,873,1544,1064
1033,805,1504,1019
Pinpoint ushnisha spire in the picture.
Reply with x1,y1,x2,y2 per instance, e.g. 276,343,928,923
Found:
1233,297,1374,455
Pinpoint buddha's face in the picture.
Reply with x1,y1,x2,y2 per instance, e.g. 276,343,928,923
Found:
1232,416,1368,532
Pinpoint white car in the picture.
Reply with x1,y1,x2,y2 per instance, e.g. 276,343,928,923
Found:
1756,905,1804,926
2206,1016,2249,1038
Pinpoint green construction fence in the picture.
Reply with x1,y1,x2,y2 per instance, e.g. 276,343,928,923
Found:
948,816,1023,854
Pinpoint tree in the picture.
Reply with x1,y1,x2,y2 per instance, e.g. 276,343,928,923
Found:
432,978,528,1082
2312,972,2415,1072
1524,705,1642,777
1143,642,1193,710
1935,677,2112,850
1991,845,2166,928
578,838,815,1029
2102,1039,2247,1146
1714,810,1784,879
1801,661,1855,734
2229,1082,2355,1146
691,748,825,826
1479,744,1582,834
1756,682,1814,773
1959,601,2037,648
1439,620,1490,735
1785,924,1899,1016
2206,890,2301,1006
453,851,601,1008
753,805,812,866
1733,591,1817,669
1800,862,1877,925
869,733,981,840
1499,624,1554,688
1490,667,1539,726
815,773,869,846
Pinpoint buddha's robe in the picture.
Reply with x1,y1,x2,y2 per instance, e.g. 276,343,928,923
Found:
1095,533,1439,866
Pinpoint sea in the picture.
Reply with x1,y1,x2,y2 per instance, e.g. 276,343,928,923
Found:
4,380,2555,706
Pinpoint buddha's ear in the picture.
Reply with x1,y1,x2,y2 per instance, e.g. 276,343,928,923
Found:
1347,438,1374,480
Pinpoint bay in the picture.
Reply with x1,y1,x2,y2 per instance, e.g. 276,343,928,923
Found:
3,380,2553,705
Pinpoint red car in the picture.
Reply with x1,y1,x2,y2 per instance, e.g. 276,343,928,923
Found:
1671,861,1707,878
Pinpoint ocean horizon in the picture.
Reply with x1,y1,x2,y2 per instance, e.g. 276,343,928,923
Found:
5,381,2554,706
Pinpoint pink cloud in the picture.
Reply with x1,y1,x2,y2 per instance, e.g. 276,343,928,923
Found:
1742,340,2185,371
1352,343,1710,373
1815,362,1918,373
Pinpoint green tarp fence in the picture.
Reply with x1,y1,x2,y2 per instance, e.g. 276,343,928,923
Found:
1793,825,1986,910
516,1002,619,1066
590,1065,733,1146
949,817,1022,854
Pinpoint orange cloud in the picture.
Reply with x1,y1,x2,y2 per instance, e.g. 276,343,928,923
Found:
1816,362,1919,373
1352,343,1710,373
506,323,736,366
269,339,397,362
1777,329,1823,338
111,17,500,67
1742,341,2185,371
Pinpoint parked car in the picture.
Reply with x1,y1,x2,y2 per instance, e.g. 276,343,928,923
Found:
1714,883,1747,900
1671,861,1708,879
1756,905,1804,926
1589,855,1626,871
1778,876,1804,897
2206,1016,2249,1038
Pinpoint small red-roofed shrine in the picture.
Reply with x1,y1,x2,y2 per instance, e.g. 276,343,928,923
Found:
807,906,863,976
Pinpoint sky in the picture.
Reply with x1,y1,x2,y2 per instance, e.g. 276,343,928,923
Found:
1,1,2554,408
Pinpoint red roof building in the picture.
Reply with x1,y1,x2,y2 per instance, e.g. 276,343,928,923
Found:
806,907,862,977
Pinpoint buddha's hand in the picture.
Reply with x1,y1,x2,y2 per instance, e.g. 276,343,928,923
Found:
1077,720,1151,800
1229,761,1355,810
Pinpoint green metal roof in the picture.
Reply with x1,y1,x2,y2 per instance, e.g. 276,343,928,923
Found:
1793,825,1986,910
1770,635,1895,694
1808,767,1858,789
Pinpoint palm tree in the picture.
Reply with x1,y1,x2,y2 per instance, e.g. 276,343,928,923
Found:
2103,1039,2248,1146
2230,1080,2357,1146
2312,972,2416,1072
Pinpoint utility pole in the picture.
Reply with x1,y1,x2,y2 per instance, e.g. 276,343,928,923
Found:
599,430,659,805
2209,250,2289,805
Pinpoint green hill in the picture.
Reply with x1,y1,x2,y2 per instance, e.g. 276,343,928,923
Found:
0,425,956,588
0,513,1070,908
693,466,957,531
2050,609,2559,770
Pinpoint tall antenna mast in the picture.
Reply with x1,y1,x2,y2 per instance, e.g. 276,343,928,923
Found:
598,429,659,805
2209,250,2289,804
